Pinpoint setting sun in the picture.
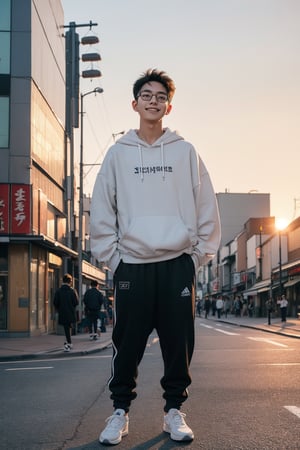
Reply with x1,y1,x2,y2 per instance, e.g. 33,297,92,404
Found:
275,217,289,230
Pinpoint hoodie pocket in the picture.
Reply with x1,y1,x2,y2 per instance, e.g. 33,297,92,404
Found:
119,215,192,258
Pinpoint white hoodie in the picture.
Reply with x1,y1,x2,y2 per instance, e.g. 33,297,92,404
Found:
90,128,221,274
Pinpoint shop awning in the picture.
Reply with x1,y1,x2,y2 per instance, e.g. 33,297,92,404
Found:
7,235,78,257
243,279,270,296
284,277,300,288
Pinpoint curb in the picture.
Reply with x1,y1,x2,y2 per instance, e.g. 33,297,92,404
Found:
0,339,112,363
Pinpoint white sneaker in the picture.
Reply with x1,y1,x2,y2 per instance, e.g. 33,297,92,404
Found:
63,342,71,352
99,409,129,445
89,334,94,341
163,408,194,441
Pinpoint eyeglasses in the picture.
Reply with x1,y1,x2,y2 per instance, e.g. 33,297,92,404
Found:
137,90,169,103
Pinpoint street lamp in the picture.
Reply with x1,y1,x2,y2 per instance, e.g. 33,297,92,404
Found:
78,87,104,315
275,218,288,298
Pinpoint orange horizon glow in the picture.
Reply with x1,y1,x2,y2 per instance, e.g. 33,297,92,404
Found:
275,218,289,231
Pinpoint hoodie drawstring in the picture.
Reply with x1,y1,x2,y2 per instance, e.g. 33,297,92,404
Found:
138,144,144,181
160,143,165,181
138,142,166,182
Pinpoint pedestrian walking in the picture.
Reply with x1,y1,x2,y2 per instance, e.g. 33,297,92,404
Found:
216,296,224,319
234,296,242,317
224,297,231,318
204,297,211,318
248,299,254,317
53,273,79,352
279,294,288,325
266,298,274,325
83,280,104,340
211,298,217,316
196,299,202,317
90,68,221,445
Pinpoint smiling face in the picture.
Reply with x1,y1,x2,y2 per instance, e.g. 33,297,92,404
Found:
132,81,172,123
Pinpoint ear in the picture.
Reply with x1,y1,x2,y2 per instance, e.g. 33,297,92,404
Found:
165,104,172,115
132,99,138,111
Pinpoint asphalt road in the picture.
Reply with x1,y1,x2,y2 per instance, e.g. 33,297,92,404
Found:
0,318,299,450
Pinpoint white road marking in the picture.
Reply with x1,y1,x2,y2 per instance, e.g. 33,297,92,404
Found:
284,406,300,419
248,337,288,347
5,366,53,371
214,328,239,336
199,323,239,335
258,362,300,366
199,323,214,329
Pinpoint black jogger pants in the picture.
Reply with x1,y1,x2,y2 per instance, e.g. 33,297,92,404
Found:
108,253,195,412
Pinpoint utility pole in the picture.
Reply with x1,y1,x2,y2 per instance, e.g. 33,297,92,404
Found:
63,20,101,309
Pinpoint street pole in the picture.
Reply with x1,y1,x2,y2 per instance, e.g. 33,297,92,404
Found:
78,87,103,317
279,229,282,298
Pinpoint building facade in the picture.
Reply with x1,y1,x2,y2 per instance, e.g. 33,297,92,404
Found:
200,205,300,319
0,0,104,337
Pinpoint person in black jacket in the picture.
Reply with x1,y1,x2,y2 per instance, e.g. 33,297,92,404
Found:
83,279,104,340
54,273,79,352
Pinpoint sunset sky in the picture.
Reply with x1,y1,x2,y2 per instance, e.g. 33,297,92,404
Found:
62,0,300,224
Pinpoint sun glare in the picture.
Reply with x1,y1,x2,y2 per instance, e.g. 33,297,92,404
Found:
275,217,289,230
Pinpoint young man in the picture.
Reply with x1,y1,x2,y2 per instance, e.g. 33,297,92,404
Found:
54,273,79,352
83,279,104,340
90,68,221,445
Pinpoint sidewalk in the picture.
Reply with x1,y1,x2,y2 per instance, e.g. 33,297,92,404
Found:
0,316,300,362
0,327,113,362
207,314,300,339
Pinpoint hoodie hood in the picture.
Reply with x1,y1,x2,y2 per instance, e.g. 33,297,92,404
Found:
116,128,184,181
117,127,184,147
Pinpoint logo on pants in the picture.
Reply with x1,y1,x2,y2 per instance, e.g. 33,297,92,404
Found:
119,281,130,290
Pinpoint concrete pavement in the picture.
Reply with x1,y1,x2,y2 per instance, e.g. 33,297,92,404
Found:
0,315,299,362
0,327,113,362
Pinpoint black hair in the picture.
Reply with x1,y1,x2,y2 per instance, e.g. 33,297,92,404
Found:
63,273,72,284
133,68,176,101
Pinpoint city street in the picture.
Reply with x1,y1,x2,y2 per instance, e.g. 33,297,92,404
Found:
1,318,299,450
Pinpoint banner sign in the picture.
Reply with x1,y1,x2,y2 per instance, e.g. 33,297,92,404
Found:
0,184,31,234
0,184,10,233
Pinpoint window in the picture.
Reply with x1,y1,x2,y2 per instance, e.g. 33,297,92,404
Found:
0,0,11,148
0,97,9,147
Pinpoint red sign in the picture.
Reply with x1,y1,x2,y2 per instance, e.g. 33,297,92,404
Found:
11,184,31,234
0,184,10,233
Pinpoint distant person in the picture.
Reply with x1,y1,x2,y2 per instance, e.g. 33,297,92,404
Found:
204,298,211,318
196,299,202,317
211,298,217,316
242,298,248,316
90,68,221,445
83,280,104,340
279,294,288,325
216,297,224,319
54,273,79,352
248,299,254,318
224,298,231,318
266,298,274,325
234,296,241,317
